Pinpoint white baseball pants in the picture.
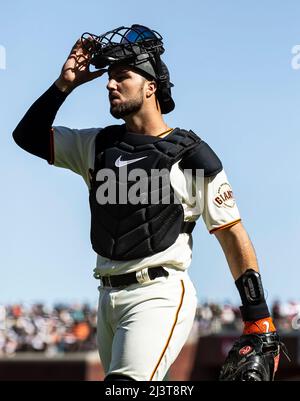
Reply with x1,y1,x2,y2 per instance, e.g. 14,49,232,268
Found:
96,268,197,381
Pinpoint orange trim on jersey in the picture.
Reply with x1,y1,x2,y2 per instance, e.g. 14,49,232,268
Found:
48,127,55,165
156,128,173,138
149,280,185,381
209,219,241,234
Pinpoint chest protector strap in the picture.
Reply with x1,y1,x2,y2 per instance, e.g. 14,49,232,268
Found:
89,124,222,260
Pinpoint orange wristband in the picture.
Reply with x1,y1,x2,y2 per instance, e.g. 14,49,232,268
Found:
243,317,276,335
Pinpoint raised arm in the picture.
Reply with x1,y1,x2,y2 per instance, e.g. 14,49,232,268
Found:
12,84,68,162
12,38,107,162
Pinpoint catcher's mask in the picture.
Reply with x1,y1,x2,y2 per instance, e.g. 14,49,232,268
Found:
81,24,175,114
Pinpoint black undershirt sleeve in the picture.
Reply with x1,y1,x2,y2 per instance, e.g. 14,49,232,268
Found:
12,83,69,162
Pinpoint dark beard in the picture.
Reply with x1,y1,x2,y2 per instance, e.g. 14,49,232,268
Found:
110,96,143,119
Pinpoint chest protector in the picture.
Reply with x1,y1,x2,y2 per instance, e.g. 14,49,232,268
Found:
89,124,222,260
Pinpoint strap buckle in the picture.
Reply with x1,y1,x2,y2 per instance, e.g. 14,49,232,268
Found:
136,268,151,284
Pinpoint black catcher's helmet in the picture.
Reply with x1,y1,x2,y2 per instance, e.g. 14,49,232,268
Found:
81,24,175,114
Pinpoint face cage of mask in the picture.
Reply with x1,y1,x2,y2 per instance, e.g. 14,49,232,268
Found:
81,24,164,63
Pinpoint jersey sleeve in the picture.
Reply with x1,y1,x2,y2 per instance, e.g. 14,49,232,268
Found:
202,169,241,234
52,126,100,187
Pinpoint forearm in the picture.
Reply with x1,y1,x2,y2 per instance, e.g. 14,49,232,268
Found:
214,222,258,280
12,83,68,162
215,222,273,324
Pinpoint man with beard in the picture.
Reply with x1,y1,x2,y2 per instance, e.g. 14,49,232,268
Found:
13,25,283,381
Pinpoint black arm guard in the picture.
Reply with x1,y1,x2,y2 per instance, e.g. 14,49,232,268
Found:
12,83,68,162
219,332,290,381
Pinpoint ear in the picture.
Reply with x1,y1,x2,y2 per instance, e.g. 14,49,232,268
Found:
145,80,157,98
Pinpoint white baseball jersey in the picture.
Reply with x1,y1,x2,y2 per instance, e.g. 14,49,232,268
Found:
52,125,241,276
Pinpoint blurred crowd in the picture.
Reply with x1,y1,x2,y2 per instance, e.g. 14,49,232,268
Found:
194,300,300,335
0,303,97,356
1,300,300,356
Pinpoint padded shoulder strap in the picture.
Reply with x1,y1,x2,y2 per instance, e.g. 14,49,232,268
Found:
94,124,126,167
179,131,223,177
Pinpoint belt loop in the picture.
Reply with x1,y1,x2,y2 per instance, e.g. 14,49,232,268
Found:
101,276,112,287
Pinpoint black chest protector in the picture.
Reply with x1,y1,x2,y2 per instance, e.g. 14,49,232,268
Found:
89,124,222,260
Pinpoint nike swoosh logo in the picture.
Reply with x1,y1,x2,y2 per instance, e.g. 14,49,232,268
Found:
115,156,148,168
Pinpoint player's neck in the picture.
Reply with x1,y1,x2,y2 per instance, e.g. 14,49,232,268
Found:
124,105,169,137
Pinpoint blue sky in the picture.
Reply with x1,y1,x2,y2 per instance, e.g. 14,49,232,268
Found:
1,0,299,305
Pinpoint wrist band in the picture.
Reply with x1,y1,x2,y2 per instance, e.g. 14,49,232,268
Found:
235,269,270,321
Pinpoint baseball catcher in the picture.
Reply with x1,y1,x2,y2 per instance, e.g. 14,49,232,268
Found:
219,270,290,381
12,23,288,381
